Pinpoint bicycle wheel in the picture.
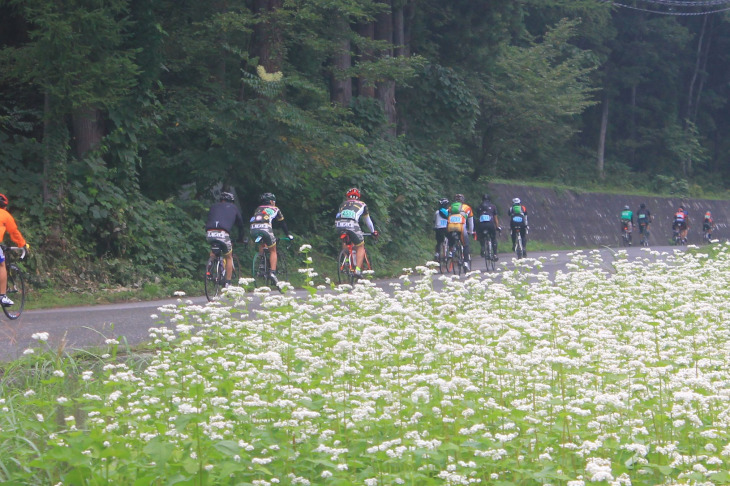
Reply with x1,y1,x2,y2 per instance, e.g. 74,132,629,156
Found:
252,253,269,287
337,249,354,285
486,240,496,271
2,264,25,320
438,239,448,274
515,235,523,259
452,244,463,275
230,254,240,285
205,257,223,301
276,251,288,281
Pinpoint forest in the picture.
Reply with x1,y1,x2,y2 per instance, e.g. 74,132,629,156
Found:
2,0,730,287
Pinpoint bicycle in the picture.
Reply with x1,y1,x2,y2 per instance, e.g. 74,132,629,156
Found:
479,229,498,271
703,226,713,244
252,236,291,288
447,231,464,275
338,233,373,285
1,245,27,320
437,237,449,274
638,224,650,247
204,244,240,301
672,228,687,246
620,222,632,247
512,227,526,259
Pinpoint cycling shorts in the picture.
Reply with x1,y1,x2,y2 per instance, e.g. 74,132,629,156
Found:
250,225,277,247
335,219,364,245
206,230,233,255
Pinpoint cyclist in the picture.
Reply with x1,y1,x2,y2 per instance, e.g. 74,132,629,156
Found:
508,197,528,257
703,211,714,240
250,192,294,286
446,194,473,271
205,191,245,288
335,188,377,278
620,205,634,245
0,193,28,306
475,194,501,261
433,197,449,261
636,203,652,243
672,205,689,243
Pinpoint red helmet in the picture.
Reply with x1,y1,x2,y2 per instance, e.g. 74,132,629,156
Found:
346,188,360,199
0,194,7,208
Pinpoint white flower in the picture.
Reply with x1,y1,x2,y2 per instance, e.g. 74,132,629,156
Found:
31,332,49,341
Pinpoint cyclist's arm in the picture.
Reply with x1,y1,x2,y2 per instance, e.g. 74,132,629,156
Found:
4,214,26,248
361,214,375,233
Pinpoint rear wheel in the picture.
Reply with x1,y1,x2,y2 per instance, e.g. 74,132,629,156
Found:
2,264,25,320
515,235,523,259
438,240,448,274
486,240,496,271
205,257,223,301
451,244,463,275
252,253,269,287
337,249,354,285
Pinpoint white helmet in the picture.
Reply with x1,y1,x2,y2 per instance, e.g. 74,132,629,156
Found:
512,198,521,205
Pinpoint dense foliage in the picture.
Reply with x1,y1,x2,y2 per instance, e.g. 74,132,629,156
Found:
1,0,730,283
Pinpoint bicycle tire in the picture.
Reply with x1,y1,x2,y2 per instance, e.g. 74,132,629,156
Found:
452,244,463,275
252,253,269,287
2,264,25,320
337,249,354,285
230,254,241,285
276,251,288,282
438,239,448,274
486,240,496,271
205,257,223,301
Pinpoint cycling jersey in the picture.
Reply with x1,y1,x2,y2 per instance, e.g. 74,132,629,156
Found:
509,205,528,227
637,208,651,224
335,198,374,245
620,209,633,222
433,207,449,230
476,201,498,226
205,202,245,235
250,204,290,246
0,208,25,248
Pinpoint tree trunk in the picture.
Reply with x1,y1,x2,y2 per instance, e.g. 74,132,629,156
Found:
375,0,396,137
355,22,376,98
72,106,104,158
252,0,284,74
42,92,70,250
597,92,609,180
393,4,404,58
330,16,352,106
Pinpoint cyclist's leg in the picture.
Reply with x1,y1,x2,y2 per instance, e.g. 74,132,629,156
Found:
510,224,517,250
461,226,471,268
520,225,527,255
488,226,498,258
347,227,366,272
435,229,446,259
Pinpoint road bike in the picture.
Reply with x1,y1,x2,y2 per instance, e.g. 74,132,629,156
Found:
1,245,27,320
638,224,650,247
252,236,291,288
447,231,465,275
672,228,687,246
205,244,240,301
437,236,449,274
338,233,373,285
512,227,526,259
703,225,713,244
620,222,632,247
479,229,497,271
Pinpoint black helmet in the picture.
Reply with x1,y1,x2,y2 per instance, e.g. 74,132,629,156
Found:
260,192,276,203
454,194,465,203
438,198,449,208
482,194,490,201
220,191,235,202
640,203,646,209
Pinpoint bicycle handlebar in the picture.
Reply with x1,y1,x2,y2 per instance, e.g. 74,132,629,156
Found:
1,246,26,260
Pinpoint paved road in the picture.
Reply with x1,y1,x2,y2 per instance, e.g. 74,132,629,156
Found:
0,245,683,362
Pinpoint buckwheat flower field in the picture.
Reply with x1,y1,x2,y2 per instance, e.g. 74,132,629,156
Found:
4,246,730,485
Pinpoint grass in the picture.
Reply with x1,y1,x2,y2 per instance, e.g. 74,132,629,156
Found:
4,244,730,484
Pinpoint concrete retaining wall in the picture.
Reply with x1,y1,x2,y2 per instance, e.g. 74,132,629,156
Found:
478,183,727,248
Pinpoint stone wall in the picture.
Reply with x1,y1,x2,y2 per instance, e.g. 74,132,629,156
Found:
475,183,726,248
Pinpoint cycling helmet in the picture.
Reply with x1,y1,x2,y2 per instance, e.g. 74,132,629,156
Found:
346,188,361,199
512,197,521,205
454,194,465,203
482,194,490,201
640,203,646,209
0,194,7,208
624,205,630,210
706,211,712,217
220,191,235,202
438,198,449,208
260,192,276,203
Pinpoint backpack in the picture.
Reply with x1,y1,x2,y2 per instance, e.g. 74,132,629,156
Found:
512,204,523,215
450,202,462,215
